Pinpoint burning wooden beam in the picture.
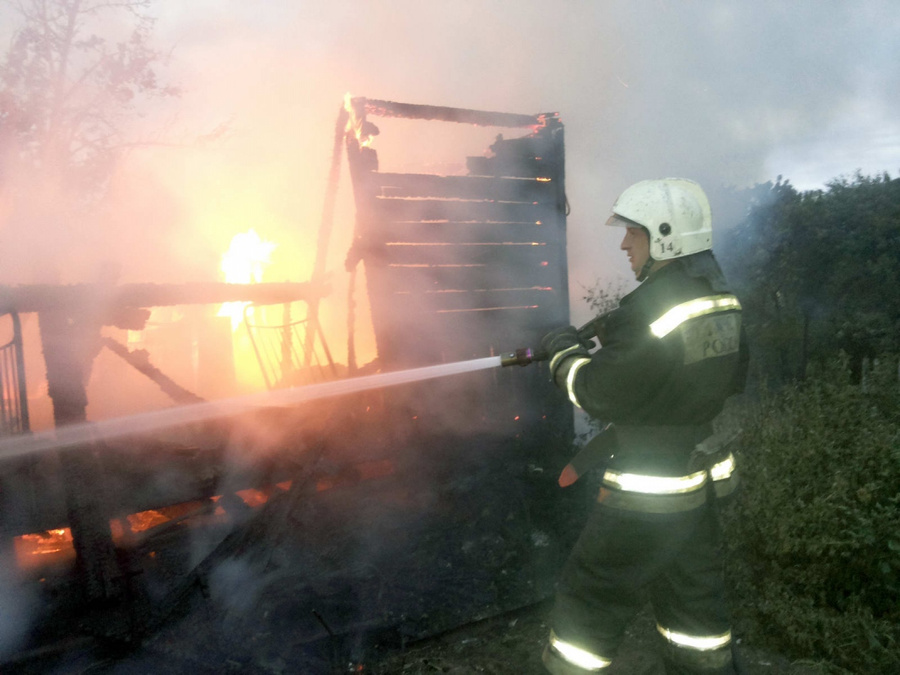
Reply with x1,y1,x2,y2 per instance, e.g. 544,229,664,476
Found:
0,281,329,315
101,337,205,405
361,98,552,129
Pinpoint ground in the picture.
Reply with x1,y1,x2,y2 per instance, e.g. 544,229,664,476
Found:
2,554,832,674
370,600,829,675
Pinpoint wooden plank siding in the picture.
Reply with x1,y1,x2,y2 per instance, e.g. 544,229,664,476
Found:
347,108,568,370
390,287,555,313
375,242,552,268
375,172,557,202
378,263,558,292
373,221,550,245
371,197,553,225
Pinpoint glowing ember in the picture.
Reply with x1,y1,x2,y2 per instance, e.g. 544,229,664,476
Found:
217,229,278,330
14,528,75,570
11,466,398,572
236,488,270,508
128,509,172,533
12,487,306,573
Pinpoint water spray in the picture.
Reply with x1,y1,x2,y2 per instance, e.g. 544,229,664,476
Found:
0,356,502,461
0,313,604,460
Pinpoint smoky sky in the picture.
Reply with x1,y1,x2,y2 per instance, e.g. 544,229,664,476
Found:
1,0,898,313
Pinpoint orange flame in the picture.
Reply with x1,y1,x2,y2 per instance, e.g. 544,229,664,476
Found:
344,92,375,148
14,528,75,570
217,229,278,330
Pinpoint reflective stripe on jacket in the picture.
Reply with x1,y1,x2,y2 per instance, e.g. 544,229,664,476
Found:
568,260,748,432
562,260,748,497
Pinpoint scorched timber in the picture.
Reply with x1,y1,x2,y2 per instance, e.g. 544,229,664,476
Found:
375,172,557,201
0,281,328,314
362,98,547,128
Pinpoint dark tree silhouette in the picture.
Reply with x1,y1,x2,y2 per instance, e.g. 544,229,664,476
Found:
0,0,179,200
717,172,900,383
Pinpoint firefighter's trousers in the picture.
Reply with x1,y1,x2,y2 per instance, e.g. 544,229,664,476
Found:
543,501,735,674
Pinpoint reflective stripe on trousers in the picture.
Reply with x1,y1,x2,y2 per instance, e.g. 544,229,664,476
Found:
545,629,612,672
657,625,732,651
547,501,732,674
598,453,737,513
657,624,736,673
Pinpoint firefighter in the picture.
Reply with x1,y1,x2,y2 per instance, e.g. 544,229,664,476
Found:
540,178,748,675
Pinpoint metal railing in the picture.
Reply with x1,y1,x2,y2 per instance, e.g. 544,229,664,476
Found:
0,309,30,435
243,302,338,390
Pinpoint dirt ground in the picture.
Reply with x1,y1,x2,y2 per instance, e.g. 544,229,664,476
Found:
2,559,830,675
370,599,828,675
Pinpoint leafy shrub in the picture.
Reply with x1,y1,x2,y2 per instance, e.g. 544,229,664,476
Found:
722,357,900,673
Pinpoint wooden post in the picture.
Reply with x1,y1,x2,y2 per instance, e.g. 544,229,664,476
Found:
38,309,122,602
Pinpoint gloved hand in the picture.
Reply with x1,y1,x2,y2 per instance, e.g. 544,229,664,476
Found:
540,325,591,384
540,325,580,355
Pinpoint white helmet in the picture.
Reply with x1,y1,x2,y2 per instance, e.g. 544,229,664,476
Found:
607,178,712,260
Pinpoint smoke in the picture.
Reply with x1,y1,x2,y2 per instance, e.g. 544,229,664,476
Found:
0,2,897,663
152,0,900,326
0,558,38,660
2,1,897,278
2,0,896,356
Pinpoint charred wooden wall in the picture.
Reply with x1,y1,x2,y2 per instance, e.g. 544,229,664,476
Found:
346,104,571,434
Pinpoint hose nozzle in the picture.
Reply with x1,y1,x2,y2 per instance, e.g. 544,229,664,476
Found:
500,317,602,368
500,347,547,367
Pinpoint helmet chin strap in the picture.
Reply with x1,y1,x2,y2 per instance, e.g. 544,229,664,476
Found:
637,257,656,282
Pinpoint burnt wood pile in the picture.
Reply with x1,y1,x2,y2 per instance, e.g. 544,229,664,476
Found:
0,282,329,619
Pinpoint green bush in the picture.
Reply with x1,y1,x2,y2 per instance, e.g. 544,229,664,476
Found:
722,357,900,673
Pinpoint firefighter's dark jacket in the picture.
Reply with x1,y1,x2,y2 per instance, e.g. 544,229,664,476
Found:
572,258,748,478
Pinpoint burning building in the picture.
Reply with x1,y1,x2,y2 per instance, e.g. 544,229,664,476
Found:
342,97,571,434
0,98,587,671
